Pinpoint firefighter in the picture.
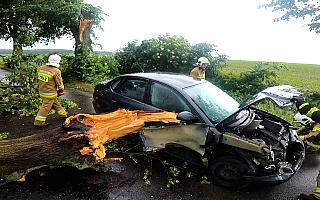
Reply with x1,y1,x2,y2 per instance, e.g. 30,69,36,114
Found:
294,96,320,200
190,57,210,79
294,113,320,152
34,54,67,127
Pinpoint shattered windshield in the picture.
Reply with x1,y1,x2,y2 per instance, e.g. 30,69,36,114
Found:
184,82,240,123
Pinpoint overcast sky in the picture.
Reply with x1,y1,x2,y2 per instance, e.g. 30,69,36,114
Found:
1,0,320,64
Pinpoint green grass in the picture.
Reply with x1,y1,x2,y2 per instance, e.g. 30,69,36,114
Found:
0,57,5,68
223,60,320,93
223,60,320,123
65,81,94,93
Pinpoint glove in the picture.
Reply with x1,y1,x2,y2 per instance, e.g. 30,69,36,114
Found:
57,89,65,97
291,95,305,103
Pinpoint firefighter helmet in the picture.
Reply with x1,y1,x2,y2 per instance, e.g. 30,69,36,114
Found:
46,54,61,68
294,113,313,125
196,57,210,67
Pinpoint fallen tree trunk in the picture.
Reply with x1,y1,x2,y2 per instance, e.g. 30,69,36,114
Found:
0,109,180,183
0,126,95,182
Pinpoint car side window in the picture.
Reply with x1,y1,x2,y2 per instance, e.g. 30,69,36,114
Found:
111,79,122,91
150,82,191,113
117,79,148,102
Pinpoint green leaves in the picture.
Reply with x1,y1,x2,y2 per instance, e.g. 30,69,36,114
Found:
0,132,10,140
262,0,320,33
116,34,227,75
0,56,77,116
143,169,152,186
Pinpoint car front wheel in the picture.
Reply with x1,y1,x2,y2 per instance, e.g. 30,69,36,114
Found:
208,156,249,189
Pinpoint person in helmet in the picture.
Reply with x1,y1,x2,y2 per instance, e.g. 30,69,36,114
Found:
34,54,67,127
293,96,320,200
294,113,320,152
190,57,210,79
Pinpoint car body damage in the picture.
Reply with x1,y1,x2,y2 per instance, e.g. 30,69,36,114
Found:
140,84,304,188
93,73,305,189
239,85,302,108
142,124,209,156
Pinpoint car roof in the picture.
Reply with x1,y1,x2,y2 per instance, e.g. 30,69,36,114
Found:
123,72,205,89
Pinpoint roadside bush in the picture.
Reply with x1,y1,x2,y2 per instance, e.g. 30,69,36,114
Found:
60,45,119,84
213,62,285,99
3,54,47,69
115,34,227,76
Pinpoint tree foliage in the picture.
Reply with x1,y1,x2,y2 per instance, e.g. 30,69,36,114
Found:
0,0,106,56
0,57,77,116
261,0,320,33
115,34,227,76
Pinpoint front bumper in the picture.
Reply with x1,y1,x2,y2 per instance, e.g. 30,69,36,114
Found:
245,131,305,185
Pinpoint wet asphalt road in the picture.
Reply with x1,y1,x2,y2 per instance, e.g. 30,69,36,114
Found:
0,68,320,200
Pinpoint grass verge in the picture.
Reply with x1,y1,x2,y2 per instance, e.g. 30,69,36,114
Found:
65,81,94,93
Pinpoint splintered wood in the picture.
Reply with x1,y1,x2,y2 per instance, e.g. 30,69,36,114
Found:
63,109,180,161
79,18,94,42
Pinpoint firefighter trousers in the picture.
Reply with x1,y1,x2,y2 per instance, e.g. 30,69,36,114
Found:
34,97,66,126
313,170,320,199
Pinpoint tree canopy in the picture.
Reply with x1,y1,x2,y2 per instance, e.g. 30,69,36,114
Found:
261,0,320,33
0,0,106,56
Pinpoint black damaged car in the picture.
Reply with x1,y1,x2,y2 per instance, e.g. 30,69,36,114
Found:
93,73,305,189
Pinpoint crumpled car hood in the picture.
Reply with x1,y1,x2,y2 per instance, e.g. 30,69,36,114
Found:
239,85,302,109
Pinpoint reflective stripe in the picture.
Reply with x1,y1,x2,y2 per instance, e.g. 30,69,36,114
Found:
299,103,309,110
37,70,54,77
307,141,320,149
315,187,320,193
313,127,320,132
35,115,46,122
299,136,305,140
58,84,64,90
306,107,319,118
58,109,66,115
39,92,57,98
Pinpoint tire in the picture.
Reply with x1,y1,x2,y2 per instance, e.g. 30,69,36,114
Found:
208,156,249,190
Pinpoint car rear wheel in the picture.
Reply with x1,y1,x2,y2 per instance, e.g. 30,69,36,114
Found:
208,156,249,189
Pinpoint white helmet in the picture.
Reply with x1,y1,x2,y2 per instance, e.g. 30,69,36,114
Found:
196,57,210,66
46,54,61,68
294,113,313,125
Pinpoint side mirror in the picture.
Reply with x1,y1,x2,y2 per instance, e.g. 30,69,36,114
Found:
177,111,196,121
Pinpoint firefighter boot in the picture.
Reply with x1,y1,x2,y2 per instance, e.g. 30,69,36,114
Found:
60,111,68,119
34,120,49,127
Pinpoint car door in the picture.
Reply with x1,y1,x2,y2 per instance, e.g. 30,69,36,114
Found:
110,78,149,111
143,81,192,114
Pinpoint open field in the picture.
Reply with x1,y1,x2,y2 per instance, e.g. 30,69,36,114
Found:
223,60,320,123
224,60,320,93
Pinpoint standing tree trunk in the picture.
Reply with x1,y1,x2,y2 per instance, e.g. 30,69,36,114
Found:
70,10,95,81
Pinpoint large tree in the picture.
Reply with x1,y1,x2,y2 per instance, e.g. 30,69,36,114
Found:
0,0,105,57
261,0,320,33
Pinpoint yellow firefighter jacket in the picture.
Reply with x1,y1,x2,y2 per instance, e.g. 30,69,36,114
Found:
37,65,64,98
297,122,320,140
190,67,205,79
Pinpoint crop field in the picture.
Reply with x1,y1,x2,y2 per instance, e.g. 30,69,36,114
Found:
223,60,320,123
223,60,320,93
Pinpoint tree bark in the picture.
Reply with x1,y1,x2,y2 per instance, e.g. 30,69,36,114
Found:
0,126,95,182
0,110,180,183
